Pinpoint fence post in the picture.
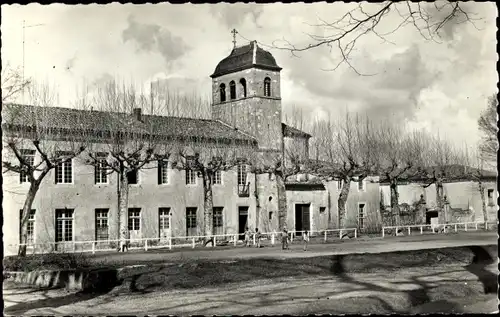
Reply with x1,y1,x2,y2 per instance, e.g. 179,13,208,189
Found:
339,229,343,239
271,232,275,245
475,222,478,230
92,242,96,254
169,237,172,250
253,233,256,246
420,226,423,234
354,228,357,239
144,239,148,251
464,223,467,232
214,236,217,247
324,231,327,242
407,227,411,236
192,237,195,249
454,224,457,232
234,234,237,246
382,228,385,238
485,222,489,230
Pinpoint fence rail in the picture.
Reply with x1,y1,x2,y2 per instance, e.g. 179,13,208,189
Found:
381,221,497,238
6,228,358,256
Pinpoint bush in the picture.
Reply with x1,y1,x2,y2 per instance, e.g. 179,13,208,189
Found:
4,252,92,272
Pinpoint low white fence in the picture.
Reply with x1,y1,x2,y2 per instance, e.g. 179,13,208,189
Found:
382,221,498,238
7,228,358,256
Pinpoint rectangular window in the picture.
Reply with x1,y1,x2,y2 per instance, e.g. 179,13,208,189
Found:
487,189,494,206
213,170,222,185
95,208,109,241
358,179,365,191
237,163,247,186
19,209,36,244
127,170,138,185
319,207,326,214
158,160,169,185
94,153,108,184
358,203,365,229
19,149,35,183
186,169,197,185
55,209,74,242
186,207,197,236
159,207,171,231
213,207,223,235
55,154,73,184
128,208,141,231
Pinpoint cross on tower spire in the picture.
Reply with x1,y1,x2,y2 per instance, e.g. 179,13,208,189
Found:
231,29,238,48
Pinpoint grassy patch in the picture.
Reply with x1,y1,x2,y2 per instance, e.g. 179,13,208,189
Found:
118,245,497,293
3,253,95,272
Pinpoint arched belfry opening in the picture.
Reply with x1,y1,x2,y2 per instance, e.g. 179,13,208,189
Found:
240,78,247,98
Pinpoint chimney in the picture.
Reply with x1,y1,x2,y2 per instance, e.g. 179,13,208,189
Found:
133,108,142,121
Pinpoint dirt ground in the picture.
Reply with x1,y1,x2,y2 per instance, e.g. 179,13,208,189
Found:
4,244,498,315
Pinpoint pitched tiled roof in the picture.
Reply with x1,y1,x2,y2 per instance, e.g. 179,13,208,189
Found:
282,123,312,138
211,41,282,78
379,164,496,183
2,104,257,143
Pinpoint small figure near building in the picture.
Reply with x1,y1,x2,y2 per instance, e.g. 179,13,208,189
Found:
244,227,251,247
303,229,309,251
281,227,289,250
255,228,261,248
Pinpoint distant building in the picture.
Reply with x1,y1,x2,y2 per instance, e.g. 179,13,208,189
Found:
380,165,497,225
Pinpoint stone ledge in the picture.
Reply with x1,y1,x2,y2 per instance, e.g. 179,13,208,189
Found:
4,268,119,292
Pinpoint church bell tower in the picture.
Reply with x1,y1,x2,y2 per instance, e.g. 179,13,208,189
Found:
210,33,283,151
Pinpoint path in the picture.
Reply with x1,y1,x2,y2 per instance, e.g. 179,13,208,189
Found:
89,231,497,265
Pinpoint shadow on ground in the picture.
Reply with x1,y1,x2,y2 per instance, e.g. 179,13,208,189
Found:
4,245,497,315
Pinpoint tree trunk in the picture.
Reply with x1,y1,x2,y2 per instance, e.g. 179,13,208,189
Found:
275,172,287,231
18,180,41,257
435,180,444,224
118,169,129,252
338,177,351,228
478,180,488,226
254,172,260,231
327,188,332,229
389,181,400,226
202,171,213,241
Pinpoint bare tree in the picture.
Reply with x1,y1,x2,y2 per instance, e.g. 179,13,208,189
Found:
478,95,498,165
84,80,159,252
462,145,495,226
374,124,427,226
171,136,255,243
2,82,87,256
420,132,464,224
264,1,482,74
149,81,211,119
308,112,378,229
2,63,31,103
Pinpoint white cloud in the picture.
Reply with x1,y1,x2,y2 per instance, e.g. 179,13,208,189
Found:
1,3,496,149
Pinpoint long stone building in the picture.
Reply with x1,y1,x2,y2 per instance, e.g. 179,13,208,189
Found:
3,40,381,255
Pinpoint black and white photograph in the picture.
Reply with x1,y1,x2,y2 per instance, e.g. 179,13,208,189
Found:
2,2,498,315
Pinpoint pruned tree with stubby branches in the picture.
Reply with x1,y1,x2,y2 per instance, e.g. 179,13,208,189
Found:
2,82,88,256
374,124,427,226
83,80,162,252
170,135,256,243
308,112,378,229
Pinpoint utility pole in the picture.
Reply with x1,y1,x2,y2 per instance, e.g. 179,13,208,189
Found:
22,20,45,103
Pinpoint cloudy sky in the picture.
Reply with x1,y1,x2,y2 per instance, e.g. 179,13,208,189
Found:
1,3,497,148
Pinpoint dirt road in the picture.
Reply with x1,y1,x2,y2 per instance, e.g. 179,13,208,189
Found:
89,231,497,266
4,264,498,315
